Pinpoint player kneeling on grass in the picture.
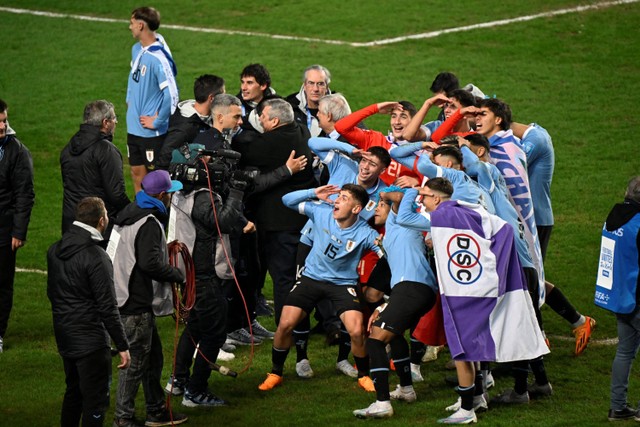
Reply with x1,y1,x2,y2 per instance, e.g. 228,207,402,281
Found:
352,187,437,419
258,184,383,392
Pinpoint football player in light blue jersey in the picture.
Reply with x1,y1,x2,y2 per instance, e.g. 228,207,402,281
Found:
292,137,389,379
258,184,383,393
511,121,596,355
126,7,178,192
459,136,534,270
353,187,437,419
309,137,389,221
512,122,554,245
390,142,495,214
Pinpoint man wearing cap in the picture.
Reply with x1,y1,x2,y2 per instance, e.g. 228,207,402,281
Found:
108,170,187,427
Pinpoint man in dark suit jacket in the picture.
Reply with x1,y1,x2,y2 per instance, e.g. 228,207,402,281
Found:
233,98,316,325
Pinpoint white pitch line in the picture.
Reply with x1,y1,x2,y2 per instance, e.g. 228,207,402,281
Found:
16,267,47,275
1,0,637,47
549,335,618,346
354,0,640,47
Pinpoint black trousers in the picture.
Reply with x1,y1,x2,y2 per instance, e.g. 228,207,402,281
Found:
258,229,299,326
0,244,17,337
175,278,228,393
226,232,260,331
61,348,112,427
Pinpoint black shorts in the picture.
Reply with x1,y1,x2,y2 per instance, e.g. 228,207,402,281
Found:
366,257,391,295
285,275,362,316
536,225,553,262
373,281,436,335
127,133,165,169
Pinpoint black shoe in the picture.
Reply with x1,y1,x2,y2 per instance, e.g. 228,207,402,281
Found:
113,418,144,427
145,409,188,426
608,405,638,421
325,325,341,346
255,295,274,317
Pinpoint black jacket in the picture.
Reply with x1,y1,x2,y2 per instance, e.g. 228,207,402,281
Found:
232,122,316,231
0,135,34,246
191,188,245,279
157,106,210,170
114,202,185,315
47,225,129,359
60,124,129,234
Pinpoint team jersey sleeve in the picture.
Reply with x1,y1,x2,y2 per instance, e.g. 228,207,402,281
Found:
334,104,380,149
395,188,432,231
422,120,442,141
431,109,463,144
389,142,423,170
152,82,173,130
461,145,482,178
415,152,440,178
521,127,543,165
308,137,356,161
282,188,319,218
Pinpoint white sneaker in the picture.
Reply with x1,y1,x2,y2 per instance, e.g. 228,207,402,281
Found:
296,359,314,378
446,394,488,412
353,400,394,419
437,407,477,424
389,384,417,403
485,371,495,389
217,348,235,362
422,345,444,362
411,363,424,382
336,359,358,378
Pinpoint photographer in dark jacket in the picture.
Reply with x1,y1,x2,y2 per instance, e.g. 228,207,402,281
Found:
47,197,130,427
0,98,35,353
60,100,129,235
232,98,316,325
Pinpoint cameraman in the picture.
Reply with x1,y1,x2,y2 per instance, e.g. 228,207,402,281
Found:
169,95,248,407
192,93,242,152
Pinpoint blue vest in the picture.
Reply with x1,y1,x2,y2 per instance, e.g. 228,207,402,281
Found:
594,213,640,314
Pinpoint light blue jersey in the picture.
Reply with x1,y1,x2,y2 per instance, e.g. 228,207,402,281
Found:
384,194,437,292
461,146,534,269
283,189,383,285
521,124,554,227
422,120,443,141
390,142,495,214
126,38,178,137
301,137,387,245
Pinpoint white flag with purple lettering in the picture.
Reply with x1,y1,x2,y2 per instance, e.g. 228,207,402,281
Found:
489,130,546,306
431,200,549,362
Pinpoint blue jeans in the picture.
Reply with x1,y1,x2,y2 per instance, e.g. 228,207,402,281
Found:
611,308,640,410
114,312,165,420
